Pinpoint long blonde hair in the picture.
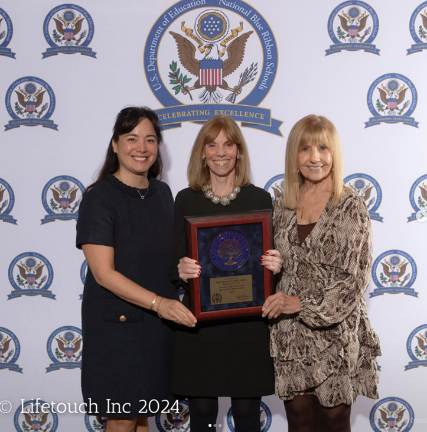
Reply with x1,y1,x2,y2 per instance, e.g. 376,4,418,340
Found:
187,115,251,190
283,115,343,209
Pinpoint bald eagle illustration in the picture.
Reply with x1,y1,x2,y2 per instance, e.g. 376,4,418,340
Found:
338,13,370,41
169,30,253,103
53,17,84,42
14,90,46,116
377,87,409,113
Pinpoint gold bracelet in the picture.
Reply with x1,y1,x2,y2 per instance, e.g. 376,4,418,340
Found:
150,294,158,311
156,296,165,318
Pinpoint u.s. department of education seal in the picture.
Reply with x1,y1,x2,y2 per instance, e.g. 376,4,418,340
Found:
407,174,427,222
407,2,427,54
264,174,284,201
0,177,17,225
85,414,107,432
344,173,383,222
14,399,59,432
227,401,272,431
0,327,23,373
8,252,55,300
144,0,282,136
46,326,83,372
326,1,380,55
5,76,58,131
405,324,427,371
370,250,418,298
370,397,414,432
210,230,250,271
42,4,96,58
41,175,85,224
155,399,189,432
0,8,16,58
365,73,419,128
80,259,88,300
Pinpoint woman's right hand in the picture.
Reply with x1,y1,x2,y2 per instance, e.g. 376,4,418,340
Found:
178,257,201,283
158,298,197,327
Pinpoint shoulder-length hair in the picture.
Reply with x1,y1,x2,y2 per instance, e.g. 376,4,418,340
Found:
187,115,251,190
283,114,343,209
85,106,163,193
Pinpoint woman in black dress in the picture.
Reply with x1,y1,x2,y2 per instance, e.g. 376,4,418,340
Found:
76,107,196,432
169,115,282,432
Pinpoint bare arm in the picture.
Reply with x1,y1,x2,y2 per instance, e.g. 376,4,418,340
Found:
82,243,197,327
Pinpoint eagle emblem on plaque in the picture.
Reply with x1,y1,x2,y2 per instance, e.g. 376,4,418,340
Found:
169,9,256,104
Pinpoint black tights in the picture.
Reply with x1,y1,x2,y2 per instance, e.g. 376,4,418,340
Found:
284,395,351,432
187,396,261,432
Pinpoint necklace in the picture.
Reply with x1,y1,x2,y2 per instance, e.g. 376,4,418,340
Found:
202,182,240,206
136,183,149,200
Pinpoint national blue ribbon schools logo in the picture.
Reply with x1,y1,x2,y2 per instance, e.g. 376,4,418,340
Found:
407,2,427,55
85,414,107,432
46,326,83,372
0,327,23,373
0,177,17,225
326,1,380,56
365,73,419,128
0,8,16,58
370,397,414,432
8,252,56,300
405,324,427,371
344,173,383,222
407,174,427,222
155,399,190,432
42,4,96,59
144,0,282,136
80,259,87,300
370,250,418,298
227,401,272,431
264,174,284,201
5,76,58,131
41,175,85,224
14,399,59,432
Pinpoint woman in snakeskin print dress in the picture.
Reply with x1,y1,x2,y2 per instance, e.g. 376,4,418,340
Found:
262,115,381,432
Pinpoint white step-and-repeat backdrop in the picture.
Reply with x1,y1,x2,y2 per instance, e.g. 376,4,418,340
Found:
1,0,426,431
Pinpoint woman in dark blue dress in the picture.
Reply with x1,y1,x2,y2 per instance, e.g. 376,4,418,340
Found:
76,107,196,432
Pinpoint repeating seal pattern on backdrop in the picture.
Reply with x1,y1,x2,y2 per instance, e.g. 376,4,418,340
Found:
264,174,284,201
407,2,427,55
0,327,23,373
344,173,383,222
365,73,419,128
227,401,272,431
8,252,55,300
210,231,250,271
144,0,282,135
85,415,107,432
41,175,84,224
14,399,59,432
405,324,427,370
326,1,380,55
5,76,58,131
0,177,17,225
46,326,82,372
407,174,427,222
0,8,16,58
370,250,418,298
42,4,96,58
370,397,414,432
80,259,87,300
155,399,189,432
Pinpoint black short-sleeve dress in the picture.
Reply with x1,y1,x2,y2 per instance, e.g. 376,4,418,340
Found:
76,174,178,417
169,185,275,397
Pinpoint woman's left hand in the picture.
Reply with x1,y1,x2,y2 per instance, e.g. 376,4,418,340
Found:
260,249,283,275
262,292,301,319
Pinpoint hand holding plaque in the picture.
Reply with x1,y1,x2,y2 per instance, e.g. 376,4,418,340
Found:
185,210,273,321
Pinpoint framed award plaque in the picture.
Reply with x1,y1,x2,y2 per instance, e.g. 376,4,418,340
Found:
185,210,273,321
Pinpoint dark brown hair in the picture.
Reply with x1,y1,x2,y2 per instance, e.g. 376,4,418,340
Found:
85,106,163,193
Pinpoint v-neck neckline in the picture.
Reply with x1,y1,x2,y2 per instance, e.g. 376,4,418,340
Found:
292,195,333,246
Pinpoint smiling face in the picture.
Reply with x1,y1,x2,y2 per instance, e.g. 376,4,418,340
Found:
297,140,333,184
203,129,239,182
112,118,158,186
